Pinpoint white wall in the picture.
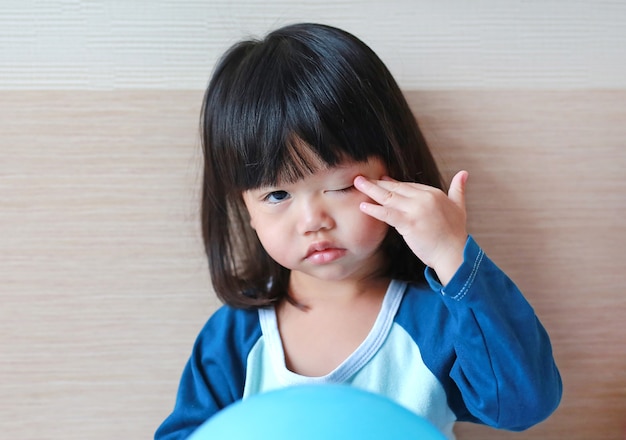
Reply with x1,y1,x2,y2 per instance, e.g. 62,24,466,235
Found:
1,0,625,90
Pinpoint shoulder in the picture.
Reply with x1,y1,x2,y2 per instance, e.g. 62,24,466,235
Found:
395,282,448,330
204,304,261,328
154,306,264,438
393,282,455,373
194,305,263,358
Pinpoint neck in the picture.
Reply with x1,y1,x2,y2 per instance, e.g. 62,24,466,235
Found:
286,272,391,311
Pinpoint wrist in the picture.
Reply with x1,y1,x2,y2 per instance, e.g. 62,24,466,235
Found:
431,236,467,286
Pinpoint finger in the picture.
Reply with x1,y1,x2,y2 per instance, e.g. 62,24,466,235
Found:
358,200,398,226
447,170,468,212
375,177,435,197
354,176,426,204
353,176,404,206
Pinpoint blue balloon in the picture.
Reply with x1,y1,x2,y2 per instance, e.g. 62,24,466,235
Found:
189,384,446,439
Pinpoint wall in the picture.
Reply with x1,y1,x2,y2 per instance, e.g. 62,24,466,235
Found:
1,1,625,439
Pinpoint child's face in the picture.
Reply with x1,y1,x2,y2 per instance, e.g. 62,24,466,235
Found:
242,157,390,283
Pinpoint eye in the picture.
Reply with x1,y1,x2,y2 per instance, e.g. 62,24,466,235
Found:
264,190,290,203
334,185,355,193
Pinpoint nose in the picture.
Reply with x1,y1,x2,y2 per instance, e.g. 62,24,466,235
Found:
296,195,334,234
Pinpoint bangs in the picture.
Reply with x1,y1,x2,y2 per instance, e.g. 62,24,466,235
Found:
270,135,337,185
236,127,370,190
205,26,395,192
227,67,379,190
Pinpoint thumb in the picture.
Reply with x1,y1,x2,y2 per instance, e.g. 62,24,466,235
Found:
448,170,468,211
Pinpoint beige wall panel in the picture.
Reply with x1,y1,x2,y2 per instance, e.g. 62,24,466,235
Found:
0,90,216,439
408,90,626,439
1,90,624,439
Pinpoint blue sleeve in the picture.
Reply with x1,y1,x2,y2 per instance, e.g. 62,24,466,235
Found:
424,236,562,430
154,306,262,440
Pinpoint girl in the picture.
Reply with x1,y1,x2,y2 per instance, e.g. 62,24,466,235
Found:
155,23,562,439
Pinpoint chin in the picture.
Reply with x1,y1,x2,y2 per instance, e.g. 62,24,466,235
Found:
294,266,373,283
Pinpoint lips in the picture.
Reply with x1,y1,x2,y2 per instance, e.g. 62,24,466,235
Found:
305,241,347,264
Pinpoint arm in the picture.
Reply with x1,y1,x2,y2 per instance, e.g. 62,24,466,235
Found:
155,307,261,440
355,171,562,429
425,236,562,429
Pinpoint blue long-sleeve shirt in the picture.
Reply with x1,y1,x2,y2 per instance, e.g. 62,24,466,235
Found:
155,237,562,439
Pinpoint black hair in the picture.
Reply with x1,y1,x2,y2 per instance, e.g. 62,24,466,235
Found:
201,23,444,308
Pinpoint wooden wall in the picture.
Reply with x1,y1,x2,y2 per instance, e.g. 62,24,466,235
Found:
1,89,624,439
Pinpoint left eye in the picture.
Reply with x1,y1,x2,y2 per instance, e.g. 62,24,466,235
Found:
264,191,290,203
334,185,355,193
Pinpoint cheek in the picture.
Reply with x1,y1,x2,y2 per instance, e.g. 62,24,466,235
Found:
251,220,276,248
348,210,389,248
338,194,388,245
252,221,293,265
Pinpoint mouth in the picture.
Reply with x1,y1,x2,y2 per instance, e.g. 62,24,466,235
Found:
305,241,347,264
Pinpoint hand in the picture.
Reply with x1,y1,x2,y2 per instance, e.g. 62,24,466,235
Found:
354,170,469,286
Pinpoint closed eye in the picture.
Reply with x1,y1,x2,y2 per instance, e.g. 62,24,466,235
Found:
335,185,355,193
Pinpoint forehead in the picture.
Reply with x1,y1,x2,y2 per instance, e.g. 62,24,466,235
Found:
270,156,386,188
259,136,359,188
236,132,385,192
273,138,330,184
